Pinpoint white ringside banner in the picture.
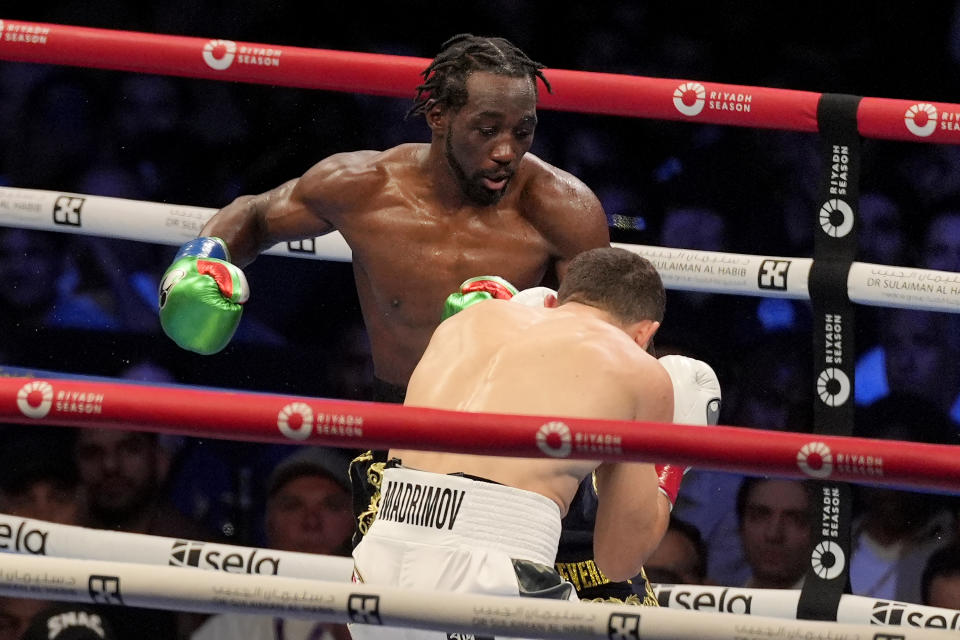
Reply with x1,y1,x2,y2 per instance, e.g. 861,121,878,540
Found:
0,513,353,581
653,583,960,632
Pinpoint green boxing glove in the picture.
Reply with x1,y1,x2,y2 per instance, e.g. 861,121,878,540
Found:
158,237,249,355
441,275,518,320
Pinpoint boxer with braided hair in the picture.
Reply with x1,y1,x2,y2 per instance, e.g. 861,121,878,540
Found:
157,34,705,609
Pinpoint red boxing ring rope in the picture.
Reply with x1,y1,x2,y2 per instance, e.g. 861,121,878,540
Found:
1,18,959,143
2,377,958,495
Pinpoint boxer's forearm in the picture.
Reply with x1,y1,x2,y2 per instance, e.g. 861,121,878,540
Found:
592,462,668,582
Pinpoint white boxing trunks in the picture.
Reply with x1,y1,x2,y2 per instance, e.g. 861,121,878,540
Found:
349,466,573,640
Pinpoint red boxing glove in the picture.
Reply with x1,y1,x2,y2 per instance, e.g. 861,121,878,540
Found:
655,464,686,511
655,355,722,511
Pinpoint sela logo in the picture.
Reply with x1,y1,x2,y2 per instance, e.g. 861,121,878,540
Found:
810,540,846,580
608,613,641,640
873,602,906,626
203,39,237,70
88,575,122,605
818,198,854,238
287,239,316,254
169,539,280,574
53,196,84,226
904,103,937,137
536,421,572,458
817,367,851,408
797,441,833,479
0,518,49,554
872,600,960,630
347,594,381,625
17,380,53,419
657,587,752,614
673,82,706,117
758,259,791,291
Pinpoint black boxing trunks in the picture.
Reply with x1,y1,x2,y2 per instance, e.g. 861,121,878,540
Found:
555,474,658,606
350,377,405,549
372,376,407,404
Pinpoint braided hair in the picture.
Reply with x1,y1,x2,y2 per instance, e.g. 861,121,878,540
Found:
407,34,551,118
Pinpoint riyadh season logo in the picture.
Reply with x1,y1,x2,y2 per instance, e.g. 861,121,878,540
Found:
277,402,313,440
673,82,706,117
203,39,237,70
17,381,53,419
811,540,846,580
817,367,851,407
797,441,833,479
536,421,572,458
818,199,854,238
904,103,938,137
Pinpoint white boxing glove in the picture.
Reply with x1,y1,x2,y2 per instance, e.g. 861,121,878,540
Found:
511,286,557,308
655,355,722,510
659,354,721,427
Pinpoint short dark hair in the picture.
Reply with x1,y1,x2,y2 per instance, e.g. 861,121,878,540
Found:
408,33,551,118
735,476,818,529
921,544,960,606
557,247,665,325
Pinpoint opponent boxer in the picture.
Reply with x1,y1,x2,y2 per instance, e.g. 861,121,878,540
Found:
348,248,717,639
470,273,722,605
158,33,608,391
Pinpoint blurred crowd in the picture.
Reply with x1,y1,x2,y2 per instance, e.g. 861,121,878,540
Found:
2,2,960,638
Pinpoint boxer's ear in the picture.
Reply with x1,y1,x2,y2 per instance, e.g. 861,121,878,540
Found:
426,99,445,132
629,320,660,350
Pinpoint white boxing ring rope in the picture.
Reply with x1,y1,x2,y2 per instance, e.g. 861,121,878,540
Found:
2,511,960,634
1,551,956,640
2,186,960,314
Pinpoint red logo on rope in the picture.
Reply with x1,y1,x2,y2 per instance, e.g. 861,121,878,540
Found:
797,441,833,479
16,381,53,419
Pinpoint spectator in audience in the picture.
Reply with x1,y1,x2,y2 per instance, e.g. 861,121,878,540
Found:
855,307,960,429
921,544,960,609
0,425,82,525
21,603,120,640
74,428,215,539
736,477,817,589
850,393,957,603
643,517,709,585
73,427,222,639
0,597,48,640
0,427,87,640
191,446,355,640
923,206,960,273
858,191,908,267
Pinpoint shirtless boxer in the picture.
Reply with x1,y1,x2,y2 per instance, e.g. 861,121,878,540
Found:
158,35,708,604
159,34,608,392
348,247,673,639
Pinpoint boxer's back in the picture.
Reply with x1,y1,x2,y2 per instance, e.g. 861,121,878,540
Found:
395,299,654,513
